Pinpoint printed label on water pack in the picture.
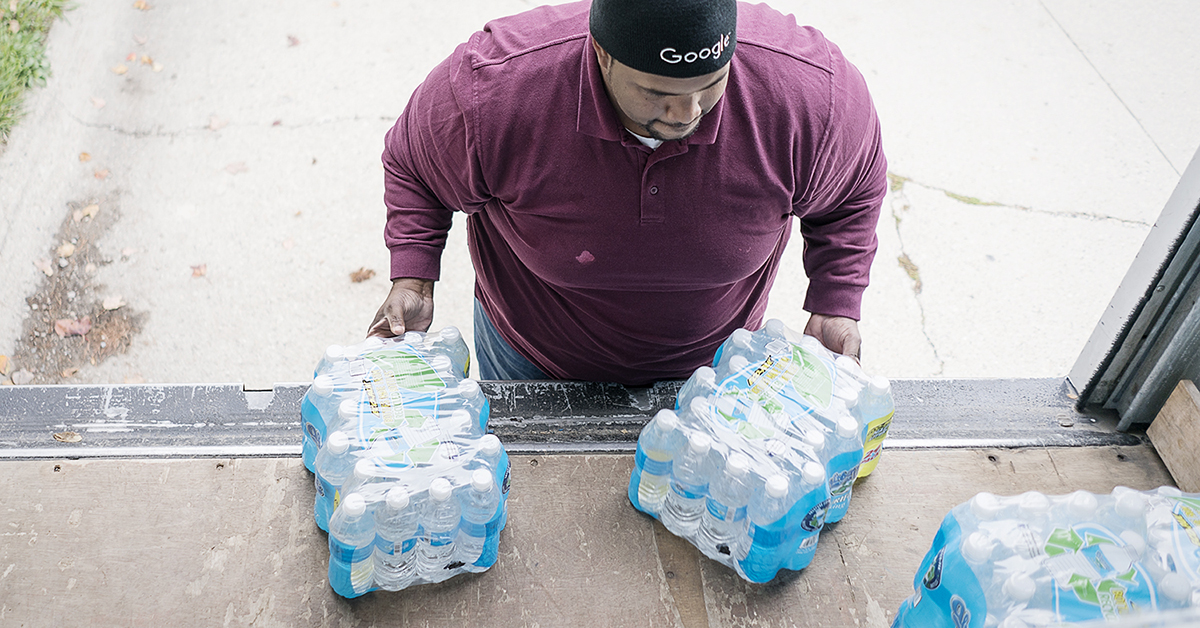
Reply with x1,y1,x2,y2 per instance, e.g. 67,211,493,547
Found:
1043,523,1155,621
330,537,374,564
635,447,673,477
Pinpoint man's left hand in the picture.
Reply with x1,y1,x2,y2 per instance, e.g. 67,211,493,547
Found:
803,313,862,362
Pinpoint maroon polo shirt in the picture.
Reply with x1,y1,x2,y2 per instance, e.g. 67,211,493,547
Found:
383,1,887,385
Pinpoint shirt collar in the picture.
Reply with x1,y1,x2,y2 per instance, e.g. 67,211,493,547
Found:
577,34,726,147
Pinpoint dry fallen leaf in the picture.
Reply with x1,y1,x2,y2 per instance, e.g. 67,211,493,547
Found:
272,120,282,127
94,168,110,180
33,258,54,277
0,355,8,376
125,52,136,62
57,242,76,257
53,431,82,443
287,35,300,47
55,317,92,337
132,0,150,10
79,152,91,162
11,369,34,385
191,264,207,277
61,367,79,378
82,204,99,219
111,64,128,75
350,267,376,283
224,162,248,175
91,96,106,109
102,296,125,311
208,116,228,131
140,54,153,65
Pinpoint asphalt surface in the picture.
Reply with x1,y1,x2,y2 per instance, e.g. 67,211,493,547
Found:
1,0,1198,387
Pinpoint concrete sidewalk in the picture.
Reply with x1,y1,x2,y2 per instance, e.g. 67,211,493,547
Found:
1,0,1197,387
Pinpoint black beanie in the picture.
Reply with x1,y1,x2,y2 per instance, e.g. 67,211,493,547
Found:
589,0,737,79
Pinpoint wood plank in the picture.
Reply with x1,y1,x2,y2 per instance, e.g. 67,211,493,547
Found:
1147,379,1200,491
0,447,1175,627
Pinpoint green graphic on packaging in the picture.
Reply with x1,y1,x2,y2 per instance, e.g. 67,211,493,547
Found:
351,349,456,469
1043,524,1153,621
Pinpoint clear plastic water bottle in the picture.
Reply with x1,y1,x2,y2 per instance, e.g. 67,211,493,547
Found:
314,431,356,531
824,414,865,524
431,326,471,379
475,433,510,531
314,343,347,377
784,461,829,571
739,474,791,583
301,372,345,471
373,486,421,591
629,409,685,515
697,451,754,560
661,431,714,535
457,468,501,567
328,492,376,597
454,378,490,432
856,376,895,478
675,366,717,412
417,477,460,581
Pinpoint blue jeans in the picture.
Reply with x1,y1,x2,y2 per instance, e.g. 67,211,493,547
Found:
473,299,550,380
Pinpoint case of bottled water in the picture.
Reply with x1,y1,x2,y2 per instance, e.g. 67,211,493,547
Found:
628,319,895,583
892,487,1200,627
302,328,511,598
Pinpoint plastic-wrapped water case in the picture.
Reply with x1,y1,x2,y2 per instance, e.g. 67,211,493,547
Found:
892,487,1200,628
302,329,510,598
628,319,891,583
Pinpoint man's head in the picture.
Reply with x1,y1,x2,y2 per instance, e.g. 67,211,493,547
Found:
589,0,737,141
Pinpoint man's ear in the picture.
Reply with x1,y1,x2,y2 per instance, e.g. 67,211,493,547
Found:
591,38,612,70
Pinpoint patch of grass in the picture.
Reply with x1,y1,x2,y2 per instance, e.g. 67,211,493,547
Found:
0,0,70,143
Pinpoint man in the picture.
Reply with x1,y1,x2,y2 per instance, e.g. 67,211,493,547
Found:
369,0,887,385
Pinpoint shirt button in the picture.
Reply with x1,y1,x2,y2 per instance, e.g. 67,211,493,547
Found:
650,186,659,195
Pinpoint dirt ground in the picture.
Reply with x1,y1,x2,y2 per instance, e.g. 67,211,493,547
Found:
2,192,144,385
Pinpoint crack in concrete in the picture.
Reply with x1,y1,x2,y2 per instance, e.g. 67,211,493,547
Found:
887,173,945,375
902,174,1151,227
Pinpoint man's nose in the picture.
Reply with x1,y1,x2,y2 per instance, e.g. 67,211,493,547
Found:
662,94,702,125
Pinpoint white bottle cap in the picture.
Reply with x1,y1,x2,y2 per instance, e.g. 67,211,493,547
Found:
999,617,1030,628
326,431,350,455
459,378,480,397
1002,572,1036,602
354,458,374,479
765,475,788,499
360,336,386,354
1068,491,1098,518
693,366,716,388
480,434,501,456
688,432,712,455
1159,572,1191,602
430,478,453,502
726,452,750,477
440,326,461,343
970,493,1003,521
431,355,452,372
324,344,345,363
1157,486,1183,498
729,355,750,373
1018,492,1050,519
653,409,679,433
1119,530,1146,557
447,409,471,433
962,531,992,564
342,493,366,518
801,461,825,486
803,429,825,452
1115,491,1147,519
338,398,359,420
402,331,423,344
689,397,710,420
385,486,410,510
1149,527,1172,549
835,355,863,375
311,374,336,396
731,328,753,349
764,318,787,338
836,416,858,439
868,376,890,396
471,469,493,493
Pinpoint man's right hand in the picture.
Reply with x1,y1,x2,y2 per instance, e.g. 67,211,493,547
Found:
368,278,435,337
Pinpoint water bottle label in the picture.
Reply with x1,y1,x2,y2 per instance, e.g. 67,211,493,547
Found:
800,498,830,532
706,499,747,522
461,519,488,539
501,462,512,496
865,413,894,443
428,530,455,548
374,535,417,555
330,537,373,563
635,448,672,477
315,475,326,498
